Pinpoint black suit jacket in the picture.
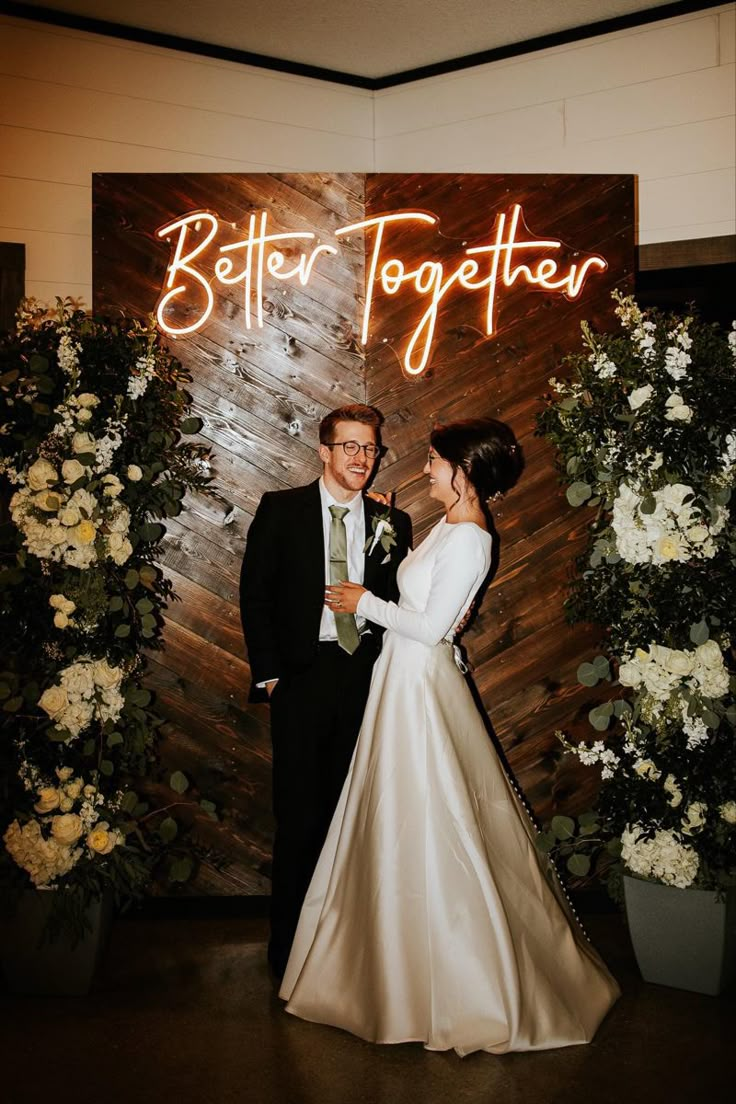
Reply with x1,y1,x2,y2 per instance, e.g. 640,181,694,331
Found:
240,480,413,702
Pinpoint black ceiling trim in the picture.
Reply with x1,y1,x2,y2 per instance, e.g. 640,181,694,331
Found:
0,0,727,90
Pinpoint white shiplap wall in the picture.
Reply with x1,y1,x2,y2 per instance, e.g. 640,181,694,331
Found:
1,6,734,305
375,4,736,246
0,16,374,304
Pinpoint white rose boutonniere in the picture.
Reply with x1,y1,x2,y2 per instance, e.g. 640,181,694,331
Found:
364,509,397,558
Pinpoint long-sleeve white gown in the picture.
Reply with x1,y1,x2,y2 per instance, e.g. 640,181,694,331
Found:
280,518,620,1055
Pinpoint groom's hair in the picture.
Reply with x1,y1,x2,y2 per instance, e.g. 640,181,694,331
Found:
319,404,384,445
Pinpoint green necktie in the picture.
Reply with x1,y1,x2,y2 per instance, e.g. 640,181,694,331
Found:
328,505,360,655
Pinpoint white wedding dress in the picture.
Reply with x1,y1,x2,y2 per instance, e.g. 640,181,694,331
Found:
280,518,620,1055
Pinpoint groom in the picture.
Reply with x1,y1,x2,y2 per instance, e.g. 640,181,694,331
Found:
240,404,412,978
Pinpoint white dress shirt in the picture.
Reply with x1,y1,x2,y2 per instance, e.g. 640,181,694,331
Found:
257,480,367,687
318,477,366,640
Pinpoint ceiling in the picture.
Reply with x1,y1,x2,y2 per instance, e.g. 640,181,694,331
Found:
13,0,711,82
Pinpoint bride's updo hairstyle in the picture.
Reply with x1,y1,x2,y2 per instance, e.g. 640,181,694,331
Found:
430,418,524,504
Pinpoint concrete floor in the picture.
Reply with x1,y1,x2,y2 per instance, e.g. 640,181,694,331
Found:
0,900,731,1104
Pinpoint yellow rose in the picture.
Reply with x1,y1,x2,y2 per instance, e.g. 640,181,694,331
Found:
62,458,86,484
38,684,69,719
75,519,97,545
34,787,61,814
53,610,70,629
27,459,58,491
87,825,117,855
50,813,83,845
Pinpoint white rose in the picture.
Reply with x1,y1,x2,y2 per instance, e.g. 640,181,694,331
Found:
663,650,693,677
64,779,83,800
38,684,69,719
56,767,74,782
27,459,59,491
109,538,133,566
663,774,683,808
664,394,693,423
34,787,61,814
50,813,84,845
54,610,70,629
92,658,123,690
107,505,130,533
77,393,98,408
719,802,736,825
628,385,653,411
655,534,684,562
102,474,123,498
681,802,707,835
62,458,86,484
58,795,74,812
35,490,61,513
695,640,723,669
127,464,143,482
72,432,96,456
58,504,81,526
687,525,709,544
76,408,93,424
617,661,642,688
634,759,661,781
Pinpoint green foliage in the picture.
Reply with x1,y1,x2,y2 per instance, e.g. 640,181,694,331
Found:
0,299,217,929
536,294,736,892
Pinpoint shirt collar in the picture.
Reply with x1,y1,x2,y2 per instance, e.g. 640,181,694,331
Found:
319,477,363,519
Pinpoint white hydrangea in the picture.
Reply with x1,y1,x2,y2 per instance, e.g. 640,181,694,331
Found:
3,819,81,886
619,640,729,716
611,481,725,565
38,656,125,740
621,825,699,888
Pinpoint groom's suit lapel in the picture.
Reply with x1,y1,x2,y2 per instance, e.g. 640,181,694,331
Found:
362,495,381,592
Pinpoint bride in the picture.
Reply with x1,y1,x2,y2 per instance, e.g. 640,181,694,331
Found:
279,418,620,1055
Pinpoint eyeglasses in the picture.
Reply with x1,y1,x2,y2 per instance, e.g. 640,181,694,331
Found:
325,440,383,459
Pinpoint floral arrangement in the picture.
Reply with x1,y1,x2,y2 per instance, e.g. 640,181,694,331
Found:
537,292,736,893
0,300,214,933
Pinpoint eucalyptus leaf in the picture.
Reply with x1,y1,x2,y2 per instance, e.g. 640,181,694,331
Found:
169,856,194,883
170,770,189,794
689,619,709,645
567,853,591,877
159,817,178,843
550,815,575,841
566,481,592,507
577,662,599,687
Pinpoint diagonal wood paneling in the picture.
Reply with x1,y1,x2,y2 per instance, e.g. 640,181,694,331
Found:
93,172,634,893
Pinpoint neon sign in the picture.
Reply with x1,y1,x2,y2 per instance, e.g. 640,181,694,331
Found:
155,204,607,376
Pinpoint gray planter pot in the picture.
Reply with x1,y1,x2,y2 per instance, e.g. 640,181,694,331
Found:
623,874,736,996
0,889,113,996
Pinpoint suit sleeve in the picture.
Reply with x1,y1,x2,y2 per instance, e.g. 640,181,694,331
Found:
357,525,488,646
240,493,282,690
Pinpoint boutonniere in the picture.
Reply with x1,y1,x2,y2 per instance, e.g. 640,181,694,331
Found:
364,509,397,557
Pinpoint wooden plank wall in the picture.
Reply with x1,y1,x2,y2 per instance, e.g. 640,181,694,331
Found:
93,172,634,893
